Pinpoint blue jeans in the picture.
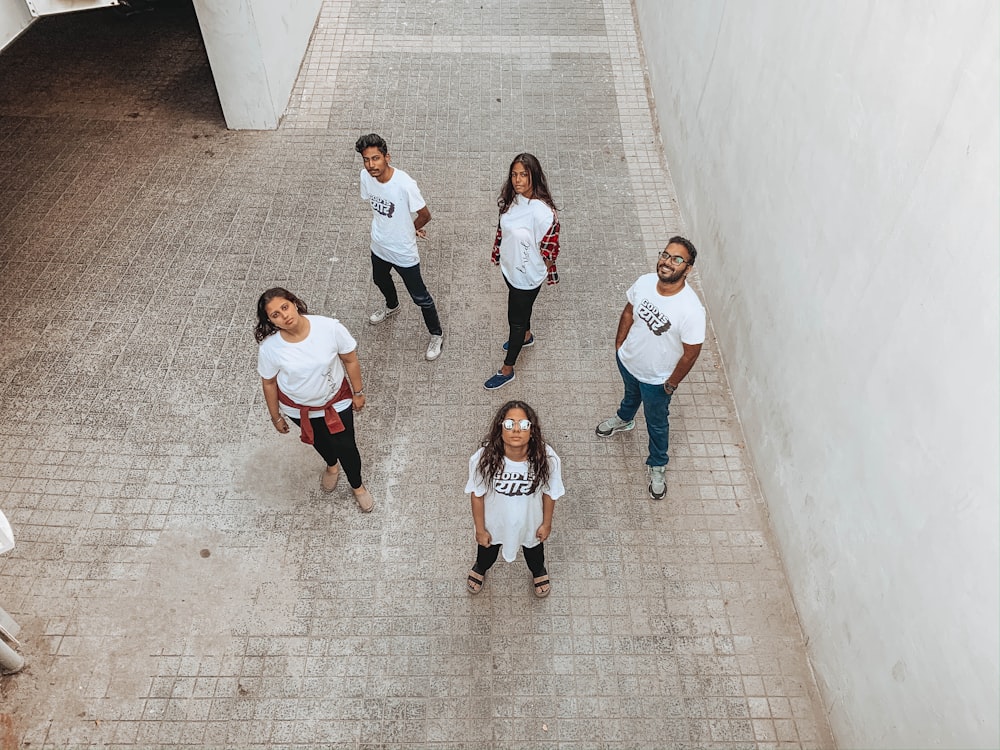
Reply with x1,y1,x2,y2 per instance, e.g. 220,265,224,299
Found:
616,352,672,467
371,253,443,335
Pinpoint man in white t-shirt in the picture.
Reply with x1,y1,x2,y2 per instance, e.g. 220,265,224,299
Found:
355,133,444,362
596,237,706,500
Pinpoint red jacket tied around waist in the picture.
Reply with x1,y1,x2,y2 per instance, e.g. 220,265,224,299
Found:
277,379,354,444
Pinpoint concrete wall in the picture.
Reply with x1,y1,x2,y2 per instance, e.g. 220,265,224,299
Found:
633,1,999,747
192,0,321,129
1,0,34,52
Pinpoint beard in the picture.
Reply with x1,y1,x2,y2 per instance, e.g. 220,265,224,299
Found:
657,264,686,283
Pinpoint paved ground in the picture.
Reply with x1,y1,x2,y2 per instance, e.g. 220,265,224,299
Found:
0,1,835,747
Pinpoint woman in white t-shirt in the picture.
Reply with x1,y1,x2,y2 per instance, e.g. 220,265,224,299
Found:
254,287,374,512
483,154,561,390
465,400,565,597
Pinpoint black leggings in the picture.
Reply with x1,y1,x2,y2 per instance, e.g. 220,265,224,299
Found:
503,276,542,367
474,542,546,578
290,407,363,489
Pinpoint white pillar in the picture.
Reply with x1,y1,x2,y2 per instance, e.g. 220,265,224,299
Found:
0,0,34,53
192,0,322,130
0,639,23,674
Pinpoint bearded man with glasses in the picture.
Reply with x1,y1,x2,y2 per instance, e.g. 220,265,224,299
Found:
596,236,706,500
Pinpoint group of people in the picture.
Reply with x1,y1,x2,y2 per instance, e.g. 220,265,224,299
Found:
253,134,706,597
353,133,561,388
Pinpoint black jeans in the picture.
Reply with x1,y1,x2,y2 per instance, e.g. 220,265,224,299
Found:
473,542,546,578
290,407,363,489
503,276,542,367
371,253,442,335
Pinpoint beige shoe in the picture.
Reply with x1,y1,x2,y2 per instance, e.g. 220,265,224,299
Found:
321,465,340,493
352,487,374,513
466,569,485,595
532,574,551,598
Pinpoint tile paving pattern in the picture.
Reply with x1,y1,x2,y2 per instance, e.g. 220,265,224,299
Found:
0,0,835,747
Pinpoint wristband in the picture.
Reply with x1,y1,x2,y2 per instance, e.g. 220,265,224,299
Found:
663,382,677,395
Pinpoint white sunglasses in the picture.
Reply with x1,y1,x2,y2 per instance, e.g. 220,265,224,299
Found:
501,418,532,432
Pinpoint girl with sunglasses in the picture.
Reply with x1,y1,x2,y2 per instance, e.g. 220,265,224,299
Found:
465,400,564,597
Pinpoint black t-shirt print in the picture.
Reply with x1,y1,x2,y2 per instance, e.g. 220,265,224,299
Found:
636,298,672,336
370,195,395,218
494,469,534,497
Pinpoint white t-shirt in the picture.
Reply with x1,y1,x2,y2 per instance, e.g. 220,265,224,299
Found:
257,315,358,418
465,445,565,563
360,167,426,268
617,274,706,384
498,195,556,290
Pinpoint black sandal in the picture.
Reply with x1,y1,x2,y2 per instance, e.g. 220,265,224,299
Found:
467,569,485,595
532,574,551,598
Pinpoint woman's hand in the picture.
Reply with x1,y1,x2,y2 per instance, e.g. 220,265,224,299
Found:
271,415,289,434
475,528,492,547
352,392,366,412
535,523,551,543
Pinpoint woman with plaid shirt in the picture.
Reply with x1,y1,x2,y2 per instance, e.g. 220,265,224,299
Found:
484,154,561,390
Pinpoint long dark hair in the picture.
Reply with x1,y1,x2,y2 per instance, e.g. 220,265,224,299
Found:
497,153,558,215
254,287,308,343
476,400,552,492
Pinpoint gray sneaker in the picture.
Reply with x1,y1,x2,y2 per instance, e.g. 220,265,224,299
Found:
648,465,667,500
595,416,635,437
425,334,444,361
369,305,400,325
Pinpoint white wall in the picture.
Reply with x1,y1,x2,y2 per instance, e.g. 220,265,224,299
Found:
192,0,322,129
634,1,999,747
0,0,34,52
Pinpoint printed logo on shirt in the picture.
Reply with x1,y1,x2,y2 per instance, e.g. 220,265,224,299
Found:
494,469,534,497
636,298,672,336
370,196,395,218
515,238,531,273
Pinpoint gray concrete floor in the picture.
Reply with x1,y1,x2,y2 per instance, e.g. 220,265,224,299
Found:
0,0,835,747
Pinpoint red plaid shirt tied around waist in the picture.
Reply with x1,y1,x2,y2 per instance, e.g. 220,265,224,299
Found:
491,217,561,285
278,378,354,445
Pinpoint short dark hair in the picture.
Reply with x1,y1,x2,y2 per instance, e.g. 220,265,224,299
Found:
667,235,697,265
355,133,388,155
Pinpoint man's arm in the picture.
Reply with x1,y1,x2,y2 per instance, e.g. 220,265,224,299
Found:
614,303,634,350
665,342,702,390
414,206,431,237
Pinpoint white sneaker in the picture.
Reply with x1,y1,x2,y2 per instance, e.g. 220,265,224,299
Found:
648,465,667,500
425,333,444,361
369,305,400,325
595,416,635,437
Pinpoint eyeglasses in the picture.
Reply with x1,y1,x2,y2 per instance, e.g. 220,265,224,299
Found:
659,251,691,267
502,418,532,432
